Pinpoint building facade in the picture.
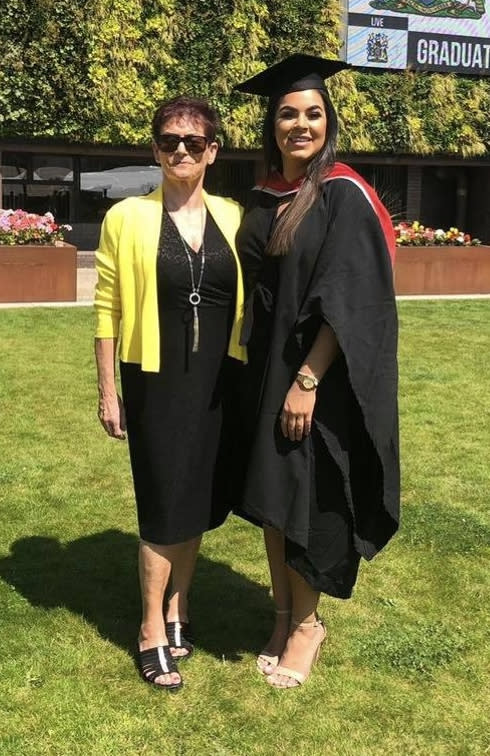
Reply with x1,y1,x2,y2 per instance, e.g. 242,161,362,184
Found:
1,139,489,249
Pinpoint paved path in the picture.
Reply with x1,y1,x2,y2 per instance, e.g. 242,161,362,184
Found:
77,268,98,302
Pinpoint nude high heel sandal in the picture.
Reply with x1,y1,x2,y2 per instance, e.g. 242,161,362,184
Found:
266,615,326,688
256,609,291,675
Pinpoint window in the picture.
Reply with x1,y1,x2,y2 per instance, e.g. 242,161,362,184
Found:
1,164,27,180
78,156,159,221
1,153,29,209
32,155,73,182
24,184,71,222
204,159,255,206
353,164,407,220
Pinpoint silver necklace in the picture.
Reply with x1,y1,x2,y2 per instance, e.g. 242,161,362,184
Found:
165,204,206,353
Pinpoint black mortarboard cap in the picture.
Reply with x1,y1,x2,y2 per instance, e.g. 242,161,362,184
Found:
234,54,350,97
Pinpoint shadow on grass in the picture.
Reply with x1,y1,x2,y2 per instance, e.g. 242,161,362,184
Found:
0,529,271,662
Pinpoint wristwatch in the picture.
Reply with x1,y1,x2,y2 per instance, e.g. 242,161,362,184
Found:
296,372,319,391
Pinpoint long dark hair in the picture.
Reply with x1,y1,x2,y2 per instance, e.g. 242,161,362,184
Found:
263,89,338,256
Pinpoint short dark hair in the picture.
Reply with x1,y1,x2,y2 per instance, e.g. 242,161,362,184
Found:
151,96,220,142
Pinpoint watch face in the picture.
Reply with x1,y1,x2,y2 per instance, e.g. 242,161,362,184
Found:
297,375,315,390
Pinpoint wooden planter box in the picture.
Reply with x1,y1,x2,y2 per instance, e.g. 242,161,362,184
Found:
394,245,490,295
0,243,77,303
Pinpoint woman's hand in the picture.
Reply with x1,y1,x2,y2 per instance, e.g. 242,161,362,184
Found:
280,324,338,441
281,382,316,441
94,338,125,440
98,392,127,440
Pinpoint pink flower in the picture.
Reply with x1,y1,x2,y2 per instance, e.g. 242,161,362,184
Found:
0,208,71,246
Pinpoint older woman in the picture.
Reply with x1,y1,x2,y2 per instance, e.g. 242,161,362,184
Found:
234,55,400,688
94,96,245,691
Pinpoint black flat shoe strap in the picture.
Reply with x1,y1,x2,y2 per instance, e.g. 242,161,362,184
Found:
167,622,194,650
139,645,179,683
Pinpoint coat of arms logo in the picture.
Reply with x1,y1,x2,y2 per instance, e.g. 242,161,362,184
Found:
367,32,389,62
369,0,485,19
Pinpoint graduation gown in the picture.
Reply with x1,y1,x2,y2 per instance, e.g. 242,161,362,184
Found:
234,163,400,599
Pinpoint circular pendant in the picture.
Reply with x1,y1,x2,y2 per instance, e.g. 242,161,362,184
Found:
189,291,201,306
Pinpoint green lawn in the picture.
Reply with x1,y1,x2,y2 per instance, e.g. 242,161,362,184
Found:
0,302,488,756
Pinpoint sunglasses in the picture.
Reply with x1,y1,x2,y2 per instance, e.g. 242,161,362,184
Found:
156,133,210,154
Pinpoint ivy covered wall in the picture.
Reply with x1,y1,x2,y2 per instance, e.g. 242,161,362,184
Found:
1,0,489,156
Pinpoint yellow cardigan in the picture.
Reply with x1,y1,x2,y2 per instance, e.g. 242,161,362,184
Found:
94,186,246,372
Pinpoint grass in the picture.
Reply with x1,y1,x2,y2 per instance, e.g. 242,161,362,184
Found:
0,301,489,756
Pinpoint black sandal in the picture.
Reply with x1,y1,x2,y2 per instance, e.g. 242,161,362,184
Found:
166,621,194,660
138,645,183,691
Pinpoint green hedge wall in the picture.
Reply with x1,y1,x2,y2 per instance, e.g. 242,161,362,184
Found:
1,0,489,156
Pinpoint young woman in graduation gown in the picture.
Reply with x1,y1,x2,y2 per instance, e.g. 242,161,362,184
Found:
233,55,400,689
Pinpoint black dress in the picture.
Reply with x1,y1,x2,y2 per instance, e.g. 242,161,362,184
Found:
234,176,400,599
120,208,237,545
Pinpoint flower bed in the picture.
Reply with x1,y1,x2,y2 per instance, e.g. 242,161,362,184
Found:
0,209,72,246
393,223,489,296
394,221,481,248
0,209,77,303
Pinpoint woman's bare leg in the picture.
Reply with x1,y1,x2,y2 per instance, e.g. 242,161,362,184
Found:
165,535,201,657
267,565,325,688
258,526,292,671
138,540,181,686
166,535,201,622
264,526,291,609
